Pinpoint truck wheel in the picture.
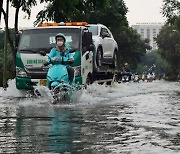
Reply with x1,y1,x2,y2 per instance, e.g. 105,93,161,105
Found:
85,74,93,89
110,51,118,68
86,74,93,85
96,48,102,67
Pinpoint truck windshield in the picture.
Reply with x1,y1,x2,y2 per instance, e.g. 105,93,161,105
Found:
18,28,80,53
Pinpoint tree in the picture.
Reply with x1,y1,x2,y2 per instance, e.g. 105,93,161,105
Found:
162,0,180,31
162,0,180,26
156,24,180,79
0,29,16,86
10,0,41,70
3,0,9,88
155,0,180,80
0,1,14,56
136,50,171,75
99,0,128,28
34,0,110,25
113,26,147,69
1,0,45,77
35,0,128,28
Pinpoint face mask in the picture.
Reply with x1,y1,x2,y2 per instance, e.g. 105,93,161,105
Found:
57,41,64,47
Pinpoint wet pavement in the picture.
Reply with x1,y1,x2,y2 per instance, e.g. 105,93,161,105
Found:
0,80,180,153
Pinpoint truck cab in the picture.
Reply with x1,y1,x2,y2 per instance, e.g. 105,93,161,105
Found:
16,22,94,90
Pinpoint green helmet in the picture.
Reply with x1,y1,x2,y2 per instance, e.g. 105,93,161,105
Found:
55,33,66,42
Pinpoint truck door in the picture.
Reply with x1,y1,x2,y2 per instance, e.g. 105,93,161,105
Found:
81,31,94,84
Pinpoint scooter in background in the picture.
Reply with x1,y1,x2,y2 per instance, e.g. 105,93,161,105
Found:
121,72,131,82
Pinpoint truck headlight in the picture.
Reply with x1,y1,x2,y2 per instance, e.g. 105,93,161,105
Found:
74,66,81,77
16,67,28,78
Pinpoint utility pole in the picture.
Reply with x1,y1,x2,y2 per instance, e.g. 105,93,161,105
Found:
3,0,9,89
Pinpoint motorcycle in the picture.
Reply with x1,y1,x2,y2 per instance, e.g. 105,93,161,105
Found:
121,72,131,82
133,73,140,82
38,50,81,103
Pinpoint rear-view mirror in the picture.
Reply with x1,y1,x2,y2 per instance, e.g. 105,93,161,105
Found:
88,44,94,51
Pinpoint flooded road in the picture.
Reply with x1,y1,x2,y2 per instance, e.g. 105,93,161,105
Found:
0,80,180,154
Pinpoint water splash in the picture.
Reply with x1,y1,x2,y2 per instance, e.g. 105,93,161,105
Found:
0,79,24,98
79,80,180,104
0,79,179,107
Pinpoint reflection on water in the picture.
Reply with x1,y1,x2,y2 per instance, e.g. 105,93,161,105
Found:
0,105,84,153
0,80,180,153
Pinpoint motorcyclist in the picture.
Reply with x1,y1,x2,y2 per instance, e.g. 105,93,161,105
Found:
44,33,75,85
122,63,132,80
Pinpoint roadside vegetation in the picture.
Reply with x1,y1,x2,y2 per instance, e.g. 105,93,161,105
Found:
0,0,179,86
156,0,180,80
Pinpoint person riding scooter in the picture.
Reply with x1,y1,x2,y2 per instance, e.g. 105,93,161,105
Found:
121,63,132,81
43,33,75,85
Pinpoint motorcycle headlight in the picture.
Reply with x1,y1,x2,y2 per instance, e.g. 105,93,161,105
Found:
74,66,81,77
16,67,28,78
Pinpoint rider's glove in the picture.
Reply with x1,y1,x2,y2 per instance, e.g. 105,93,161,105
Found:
53,57,60,62
68,58,74,63
43,61,49,66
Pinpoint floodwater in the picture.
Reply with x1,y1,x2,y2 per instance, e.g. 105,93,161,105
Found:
0,80,180,154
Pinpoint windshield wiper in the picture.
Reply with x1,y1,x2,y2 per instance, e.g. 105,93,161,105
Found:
19,47,53,54
38,47,52,52
19,49,38,53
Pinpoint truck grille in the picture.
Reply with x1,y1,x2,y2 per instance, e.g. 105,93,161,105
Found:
25,67,48,79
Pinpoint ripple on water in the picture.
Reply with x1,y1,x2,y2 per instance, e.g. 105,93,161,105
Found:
0,80,180,153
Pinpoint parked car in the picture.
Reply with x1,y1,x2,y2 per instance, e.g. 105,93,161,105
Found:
88,24,118,68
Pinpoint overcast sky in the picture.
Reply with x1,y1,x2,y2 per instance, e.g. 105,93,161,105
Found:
124,0,165,25
0,0,165,28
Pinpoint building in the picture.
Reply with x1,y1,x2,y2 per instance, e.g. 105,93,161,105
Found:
132,23,164,50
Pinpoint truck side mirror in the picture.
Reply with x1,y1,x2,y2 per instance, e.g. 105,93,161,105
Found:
15,33,20,53
15,34,20,46
82,47,87,53
82,31,93,54
88,44,94,51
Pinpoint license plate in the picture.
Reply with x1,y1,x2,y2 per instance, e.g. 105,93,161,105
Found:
40,79,46,86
